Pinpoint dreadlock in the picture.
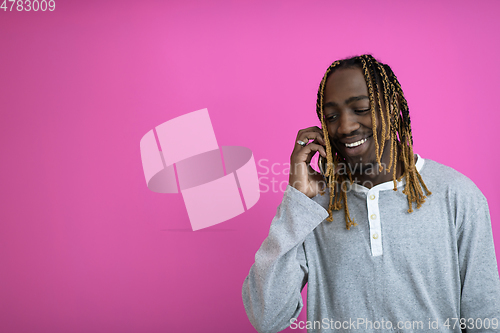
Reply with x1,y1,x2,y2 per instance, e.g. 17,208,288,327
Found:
316,54,431,229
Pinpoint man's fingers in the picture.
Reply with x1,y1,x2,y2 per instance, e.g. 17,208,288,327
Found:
289,126,329,198
291,144,326,172
296,126,322,139
297,131,325,145
294,133,325,154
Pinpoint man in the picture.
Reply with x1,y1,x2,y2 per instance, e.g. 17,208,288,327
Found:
242,55,500,333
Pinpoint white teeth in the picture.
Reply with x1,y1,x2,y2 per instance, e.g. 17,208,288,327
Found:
345,138,367,148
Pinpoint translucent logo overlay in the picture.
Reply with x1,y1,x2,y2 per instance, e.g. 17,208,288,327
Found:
140,108,260,231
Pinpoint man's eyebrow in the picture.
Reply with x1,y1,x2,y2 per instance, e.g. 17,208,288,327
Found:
324,95,369,108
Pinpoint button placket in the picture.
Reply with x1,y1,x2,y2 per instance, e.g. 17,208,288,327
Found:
366,189,382,256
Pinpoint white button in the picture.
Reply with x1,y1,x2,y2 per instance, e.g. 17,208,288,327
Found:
370,214,377,220
372,233,379,239
369,194,376,200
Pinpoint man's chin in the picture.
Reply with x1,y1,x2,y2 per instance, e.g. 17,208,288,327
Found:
339,154,373,166
338,156,379,175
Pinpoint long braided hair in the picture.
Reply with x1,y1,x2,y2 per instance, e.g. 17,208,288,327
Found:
316,54,431,229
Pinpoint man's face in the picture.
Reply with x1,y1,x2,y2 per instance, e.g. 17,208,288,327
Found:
323,66,383,169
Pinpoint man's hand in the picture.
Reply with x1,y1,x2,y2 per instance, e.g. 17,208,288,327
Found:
289,126,328,198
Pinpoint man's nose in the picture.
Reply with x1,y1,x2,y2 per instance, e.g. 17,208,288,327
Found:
337,112,360,136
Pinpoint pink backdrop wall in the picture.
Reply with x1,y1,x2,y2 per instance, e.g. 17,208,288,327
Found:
1,1,499,332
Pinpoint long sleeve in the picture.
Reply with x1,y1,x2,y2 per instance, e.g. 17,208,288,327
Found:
242,185,329,333
457,196,500,332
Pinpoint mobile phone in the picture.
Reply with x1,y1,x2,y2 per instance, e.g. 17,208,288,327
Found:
318,154,327,176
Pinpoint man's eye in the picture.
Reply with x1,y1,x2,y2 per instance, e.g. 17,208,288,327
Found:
355,109,370,113
326,115,338,122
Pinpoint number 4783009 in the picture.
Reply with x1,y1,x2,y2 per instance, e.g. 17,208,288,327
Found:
1,0,56,11
443,318,499,330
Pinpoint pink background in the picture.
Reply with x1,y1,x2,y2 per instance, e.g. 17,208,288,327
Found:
1,1,499,332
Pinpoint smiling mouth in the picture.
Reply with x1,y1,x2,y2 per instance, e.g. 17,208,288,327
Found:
344,135,373,148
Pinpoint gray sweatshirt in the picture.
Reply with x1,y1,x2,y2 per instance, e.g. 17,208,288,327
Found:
242,157,500,333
